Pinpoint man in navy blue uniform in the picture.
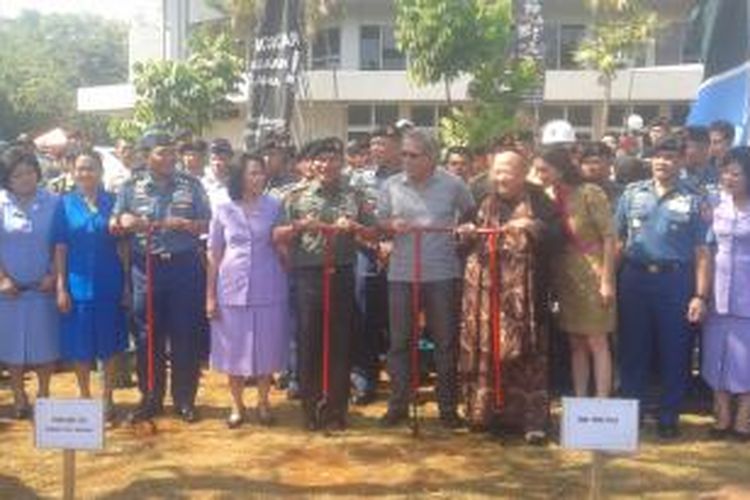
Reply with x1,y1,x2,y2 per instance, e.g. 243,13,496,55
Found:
112,131,211,424
615,136,711,439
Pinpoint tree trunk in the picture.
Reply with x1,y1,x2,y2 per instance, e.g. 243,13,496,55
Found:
599,77,612,139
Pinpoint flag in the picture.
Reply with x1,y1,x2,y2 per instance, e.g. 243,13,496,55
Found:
687,0,750,145
243,0,303,151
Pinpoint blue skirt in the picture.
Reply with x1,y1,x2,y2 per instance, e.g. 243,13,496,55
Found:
60,301,127,363
0,292,60,365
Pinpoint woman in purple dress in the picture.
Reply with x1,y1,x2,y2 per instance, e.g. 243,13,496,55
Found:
702,146,750,441
206,153,289,428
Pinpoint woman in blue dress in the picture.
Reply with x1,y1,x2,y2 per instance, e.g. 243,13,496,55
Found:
0,147,60,419
54,151,127,417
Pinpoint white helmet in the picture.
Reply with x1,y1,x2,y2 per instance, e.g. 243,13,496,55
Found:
541,119,575,145
626,113,644,132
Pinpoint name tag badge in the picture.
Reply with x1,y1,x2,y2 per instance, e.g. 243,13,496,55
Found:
6,211,33,233
631,219,642,229
667,197,691,214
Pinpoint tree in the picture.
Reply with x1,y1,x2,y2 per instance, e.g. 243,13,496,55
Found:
395,0,540,148
109,30,244,141
575,0,658,137
206,0,342,44
0,11,128,141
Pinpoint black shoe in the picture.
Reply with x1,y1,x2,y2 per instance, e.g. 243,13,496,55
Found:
352,391,376,406
439,412,466,429
13,404,31,420
176,406,199,424
326,416,347,432
304,418,320,432
127,403,159,424
707,426,732,440
732,429,750,443
379,410,408,428
468,423,489,433
112,377,136,389
657,423,680,439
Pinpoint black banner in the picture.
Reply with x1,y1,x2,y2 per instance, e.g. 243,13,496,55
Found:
514,0,545,105
244,0,303,151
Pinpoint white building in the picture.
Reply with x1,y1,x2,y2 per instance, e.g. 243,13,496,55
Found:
77,0,704,145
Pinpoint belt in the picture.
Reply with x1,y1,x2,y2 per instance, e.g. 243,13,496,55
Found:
626,260,687,274
134,250,198,265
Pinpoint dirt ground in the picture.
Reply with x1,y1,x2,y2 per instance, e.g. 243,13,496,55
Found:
2,370,750,499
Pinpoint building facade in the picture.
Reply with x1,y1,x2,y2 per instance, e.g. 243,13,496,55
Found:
77,0,704,145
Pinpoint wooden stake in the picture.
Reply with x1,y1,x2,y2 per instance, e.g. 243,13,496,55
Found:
63,449,75,500
588,450,603,500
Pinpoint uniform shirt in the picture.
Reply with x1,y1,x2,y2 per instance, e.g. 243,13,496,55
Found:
0,188,59,287
709,195,750,317
377,168,475,283
266,172,297,195
208,196,287,306
350,164,401,277
113,169,211,255
615,178,709,264
53,189,123,302
281,179,373,268
267,178,309,202
684,162,721,207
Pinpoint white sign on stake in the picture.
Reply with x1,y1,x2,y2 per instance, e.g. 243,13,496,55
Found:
561,397,639,453
34,399,104,451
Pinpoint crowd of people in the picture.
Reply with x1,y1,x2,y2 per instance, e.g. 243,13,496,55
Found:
0,115,748,445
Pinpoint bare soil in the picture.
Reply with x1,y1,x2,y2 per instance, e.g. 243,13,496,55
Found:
1,370,750,499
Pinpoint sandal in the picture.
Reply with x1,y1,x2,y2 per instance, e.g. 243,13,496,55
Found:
226,410,245,429
524,430,548,446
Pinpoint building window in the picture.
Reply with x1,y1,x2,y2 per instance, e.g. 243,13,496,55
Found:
411,105,436,127
347,104,400,139
539,105,565,124
311,27,341,69
543,23,586,70
359,25,406,70
374,105,399,125
347,105,372,127
608,105,630,128
633,104,660,125
567,105,592,127
670,103,691,126
560,24,586,69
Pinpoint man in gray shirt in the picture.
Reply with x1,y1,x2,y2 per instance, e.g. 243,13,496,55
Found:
377,128,475,428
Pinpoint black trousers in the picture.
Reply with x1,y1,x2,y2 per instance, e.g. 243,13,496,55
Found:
295,266,354,425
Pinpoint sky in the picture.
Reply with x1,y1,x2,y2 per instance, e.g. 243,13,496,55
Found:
0,0,140,21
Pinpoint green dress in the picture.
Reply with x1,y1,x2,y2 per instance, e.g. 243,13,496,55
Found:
552,183,615,335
